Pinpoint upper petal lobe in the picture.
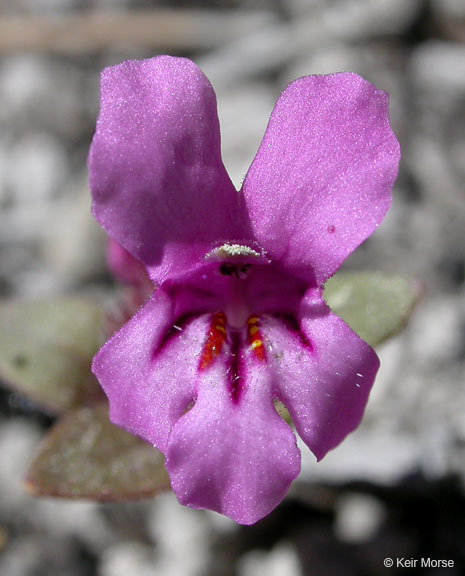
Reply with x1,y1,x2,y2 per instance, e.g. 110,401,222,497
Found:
242,72,400,284
89,56,249,284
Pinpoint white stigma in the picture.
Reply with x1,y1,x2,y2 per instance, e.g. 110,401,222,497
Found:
205,243,262,260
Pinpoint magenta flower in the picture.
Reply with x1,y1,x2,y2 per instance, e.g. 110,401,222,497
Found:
106,237,149,286
89,56,400,525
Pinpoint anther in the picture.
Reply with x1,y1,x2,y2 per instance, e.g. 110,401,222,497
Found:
247,316,266,362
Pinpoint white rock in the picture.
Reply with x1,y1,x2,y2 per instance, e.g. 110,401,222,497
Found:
0,536,39,576
363,336,406,420
319,0,421,38
100,542,156,576
5,133,67,203
409,297,463,366
335,493,386,543
147,493,209,576
205,508,238,535
201,0,419,90
0,419,41,512
33,499,113,553
298,429,420,485
409,42,465,94
238,542,302,576
217,83,275,188
41,181,106,288
0,55,85,136
0,56,51,118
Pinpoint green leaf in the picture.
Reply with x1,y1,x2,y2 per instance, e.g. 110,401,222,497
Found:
274,399,293,425
0,297,105,413
25,404,170,501
324,272,420,346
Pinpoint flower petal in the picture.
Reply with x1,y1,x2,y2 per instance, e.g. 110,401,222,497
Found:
89,56,248,284
263,290,379,461
92,290,210,453
106,238,149,286
166,352,301,525
242,73,400,285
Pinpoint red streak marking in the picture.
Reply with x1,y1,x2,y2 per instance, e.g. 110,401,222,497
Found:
247,316,266,362
198,313,227,371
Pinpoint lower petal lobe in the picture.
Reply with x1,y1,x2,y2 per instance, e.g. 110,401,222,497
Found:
92,290,208,453
263,290,379,461
166,345,300,525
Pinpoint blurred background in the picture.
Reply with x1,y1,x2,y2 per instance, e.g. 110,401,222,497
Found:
0,0,464,574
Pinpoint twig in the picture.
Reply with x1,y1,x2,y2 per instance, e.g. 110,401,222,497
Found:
0,9,275,54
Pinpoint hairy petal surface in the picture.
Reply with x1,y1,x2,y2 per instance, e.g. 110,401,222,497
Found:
89,56,248,284
92,291,211,453
264,290,379,461
242,73,400,285
166,350,301,525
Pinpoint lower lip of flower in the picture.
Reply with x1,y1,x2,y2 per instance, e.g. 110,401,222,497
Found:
160,257,310,404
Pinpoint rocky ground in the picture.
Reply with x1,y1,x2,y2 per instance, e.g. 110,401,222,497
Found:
0,0,465,574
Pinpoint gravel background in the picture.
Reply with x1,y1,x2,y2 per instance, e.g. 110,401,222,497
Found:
0,1,464,574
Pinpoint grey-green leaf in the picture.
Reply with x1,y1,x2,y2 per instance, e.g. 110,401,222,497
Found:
324,272,420,346
0,297,105,413
25,404,170,501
